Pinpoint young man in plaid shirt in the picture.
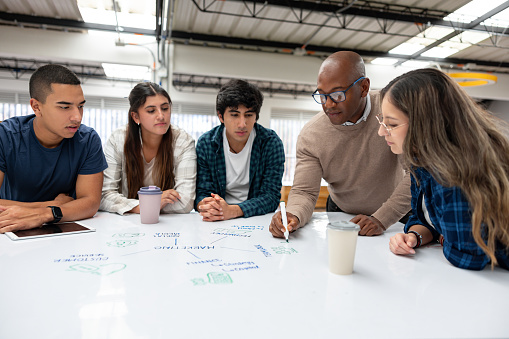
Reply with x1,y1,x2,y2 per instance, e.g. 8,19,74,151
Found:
195,79,285,221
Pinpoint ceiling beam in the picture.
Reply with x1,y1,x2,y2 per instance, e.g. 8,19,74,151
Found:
171,30,509,70
229,0,448,23
195,0,509,36
1,10,508,72
393,1,509,66
0,11,155,36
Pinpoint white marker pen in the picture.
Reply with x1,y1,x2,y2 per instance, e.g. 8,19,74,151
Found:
280,201,289,242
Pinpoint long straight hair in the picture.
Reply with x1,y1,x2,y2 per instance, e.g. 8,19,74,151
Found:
381,68,509,268
124,82,175,199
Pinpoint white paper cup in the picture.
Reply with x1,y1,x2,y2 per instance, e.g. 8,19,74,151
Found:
327,221,360,275
138,186,162,224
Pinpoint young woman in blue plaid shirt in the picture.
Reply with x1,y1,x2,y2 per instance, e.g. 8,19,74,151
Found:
378,68,509,270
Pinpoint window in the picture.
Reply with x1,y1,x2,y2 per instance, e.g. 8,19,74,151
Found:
0,95,218,146
1,93,321,186
270,108,318,185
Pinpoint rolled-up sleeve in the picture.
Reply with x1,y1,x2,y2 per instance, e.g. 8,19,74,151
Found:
100,127,139,215
162,129,196,214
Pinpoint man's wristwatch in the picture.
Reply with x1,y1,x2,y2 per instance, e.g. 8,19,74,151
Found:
47,206,63,224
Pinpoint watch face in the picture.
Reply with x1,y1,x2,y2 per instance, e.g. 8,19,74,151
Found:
48,206,63,223
53,207,63,219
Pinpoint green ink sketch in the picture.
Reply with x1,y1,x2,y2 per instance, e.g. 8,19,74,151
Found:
112,233,145,238
191,278,207,286
271,246,298,255
207,272,233,284
107,240,139,247
68,263,127,276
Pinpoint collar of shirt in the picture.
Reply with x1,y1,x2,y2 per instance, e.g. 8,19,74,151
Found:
342,94,371,126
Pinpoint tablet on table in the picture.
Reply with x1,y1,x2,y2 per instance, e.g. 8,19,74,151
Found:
5,222,95,241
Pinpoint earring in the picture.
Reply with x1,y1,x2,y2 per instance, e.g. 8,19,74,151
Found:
137,122,140,126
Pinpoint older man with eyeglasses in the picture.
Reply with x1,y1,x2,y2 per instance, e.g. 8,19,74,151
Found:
269,51,411,237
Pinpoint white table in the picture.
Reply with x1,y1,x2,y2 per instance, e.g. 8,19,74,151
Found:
1,212,507,339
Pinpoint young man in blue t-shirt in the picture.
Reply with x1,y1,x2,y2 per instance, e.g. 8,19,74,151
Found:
194,79,285,221
0,64,107,233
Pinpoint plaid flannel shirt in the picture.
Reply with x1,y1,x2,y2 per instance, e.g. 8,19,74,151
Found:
405,167,509,271
195,123,285,218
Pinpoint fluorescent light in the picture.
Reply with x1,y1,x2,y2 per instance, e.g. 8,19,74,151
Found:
421,46,460,58
449,31,490,45
388,0,501,62
78,0,156,30
102,63,151,80
416,27,454,40
444,0,506,24
389,43,424,55
371,58,399,65
483,8,509,27
400,60,431,68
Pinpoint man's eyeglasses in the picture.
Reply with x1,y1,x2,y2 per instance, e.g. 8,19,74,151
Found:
312,77,365,104
376,113,408,136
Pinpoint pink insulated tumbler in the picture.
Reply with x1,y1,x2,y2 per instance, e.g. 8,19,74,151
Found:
138,186,162,224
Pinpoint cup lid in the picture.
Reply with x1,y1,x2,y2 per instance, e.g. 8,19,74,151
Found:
138,186,162,195
327,220,360,231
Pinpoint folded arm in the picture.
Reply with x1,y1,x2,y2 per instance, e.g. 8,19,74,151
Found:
0,172,103,233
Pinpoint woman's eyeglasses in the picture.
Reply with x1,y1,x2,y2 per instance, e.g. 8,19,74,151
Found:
376,113,408,136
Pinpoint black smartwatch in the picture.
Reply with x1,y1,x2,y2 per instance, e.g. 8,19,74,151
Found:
47,206,63,224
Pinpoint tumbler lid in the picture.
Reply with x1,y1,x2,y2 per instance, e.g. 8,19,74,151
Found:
138,186,162,195
327,220,360,231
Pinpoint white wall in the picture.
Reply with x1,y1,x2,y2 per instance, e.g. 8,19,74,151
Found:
1,26,508,128
488,100,509,123
0,26,153,66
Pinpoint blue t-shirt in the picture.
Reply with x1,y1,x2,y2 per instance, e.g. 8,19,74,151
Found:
0,115,107,202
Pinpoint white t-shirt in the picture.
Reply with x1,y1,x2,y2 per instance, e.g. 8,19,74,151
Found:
421,193,435,228
223,128,256,204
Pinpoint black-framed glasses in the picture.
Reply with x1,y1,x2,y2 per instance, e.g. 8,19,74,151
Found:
312,77,365,104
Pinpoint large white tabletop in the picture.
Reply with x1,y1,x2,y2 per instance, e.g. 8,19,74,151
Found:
1,211,507,339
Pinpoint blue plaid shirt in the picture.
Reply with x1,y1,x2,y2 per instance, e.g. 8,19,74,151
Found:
405,167,509,270
195,123,285,218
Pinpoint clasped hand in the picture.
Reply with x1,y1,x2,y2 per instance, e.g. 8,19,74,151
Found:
197,193,241,221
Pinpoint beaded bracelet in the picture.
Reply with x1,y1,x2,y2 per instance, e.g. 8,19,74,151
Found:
407,230,423,248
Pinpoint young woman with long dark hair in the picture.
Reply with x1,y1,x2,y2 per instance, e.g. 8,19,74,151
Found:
100,82,196,215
